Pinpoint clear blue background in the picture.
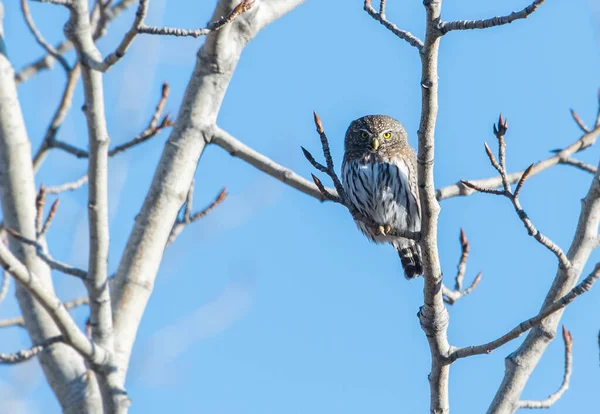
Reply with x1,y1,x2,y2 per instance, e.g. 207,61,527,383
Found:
1,0,599,413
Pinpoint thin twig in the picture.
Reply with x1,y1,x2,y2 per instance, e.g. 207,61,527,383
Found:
442,229,482,305
39,199,60,238
557,157,597,174
21,0,71,73
460,114,570,268
6,229,88,279
32,0,74,7
32,64,81,172
35,185,47,235
138,0,256,38
15,0,137,84
0,296,89,329
570,109,590,133
363,0,423,50
0,336,64,364
437,125,600,200
108,82,173,156
45,174,89,194
447,263,600,363
167,187,228,246
517,326,573,409
439,0,546,34
90,0,149,71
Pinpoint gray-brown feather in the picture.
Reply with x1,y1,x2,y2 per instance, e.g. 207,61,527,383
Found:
341,115,423,279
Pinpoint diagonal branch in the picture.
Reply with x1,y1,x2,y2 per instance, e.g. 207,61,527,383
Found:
211,127,332,201
0,335,64,364
0,240,109,365
6,229,88,279
21,0,71,73
15,0,137,84
363,0,423,50
439,0,546,34
167,185,228,245
138,0,256,38
517,326,573,409
447,263,600,363
45,173,89,194
0,296,89,329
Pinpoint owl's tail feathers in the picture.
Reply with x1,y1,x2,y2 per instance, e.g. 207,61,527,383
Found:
394,239,423,279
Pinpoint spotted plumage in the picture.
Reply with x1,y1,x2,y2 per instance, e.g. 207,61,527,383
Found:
341,115,423,279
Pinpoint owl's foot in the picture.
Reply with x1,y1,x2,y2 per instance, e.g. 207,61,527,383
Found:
377,224,392,236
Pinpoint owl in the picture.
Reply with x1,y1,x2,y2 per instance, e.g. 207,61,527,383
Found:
341,115,423,279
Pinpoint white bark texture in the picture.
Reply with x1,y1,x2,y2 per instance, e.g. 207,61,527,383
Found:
110,0,306,384
0,2,102,411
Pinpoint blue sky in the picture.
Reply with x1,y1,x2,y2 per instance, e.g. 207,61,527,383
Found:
1,0,599,413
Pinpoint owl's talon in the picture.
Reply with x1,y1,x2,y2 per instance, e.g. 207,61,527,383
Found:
377,225,386,236
384,224,391,234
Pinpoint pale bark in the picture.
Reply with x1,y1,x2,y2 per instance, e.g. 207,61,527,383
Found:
110,0,306,385
488,161,600,413
0,2,101,410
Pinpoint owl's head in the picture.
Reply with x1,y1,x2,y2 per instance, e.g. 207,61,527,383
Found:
344,115,409,159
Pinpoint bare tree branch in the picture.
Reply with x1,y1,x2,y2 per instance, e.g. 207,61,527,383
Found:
0,11,101,409
437,125,600,200
15,0,137,84
439,0,546,34
489,156,600,412
414,2,449,410
448,263,600,363
558,157,597,174
462,114,570,268
0,296,89,329
32,0,74,6
363,0,423,50
167,185,228,245
64,0,126,408
21,0,71,73
517,326,573,409
442,229,482,305
211,127,331,201
32,64,81,172
0,241,110,365
6,229,88,279
0,335,64,364
108,82,173,156
570,109,590,133
45,174,89,194
138,0,256,38
110,0,308,388
0,268,9,306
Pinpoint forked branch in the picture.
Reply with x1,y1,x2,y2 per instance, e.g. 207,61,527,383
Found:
138,0,256,38
447,263,600,363
517,326,573,409
363,0,423,50
442,228,482,305
461,114,570,268
0,336,64,364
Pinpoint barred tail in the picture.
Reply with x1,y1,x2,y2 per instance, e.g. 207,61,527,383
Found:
393,239,423,279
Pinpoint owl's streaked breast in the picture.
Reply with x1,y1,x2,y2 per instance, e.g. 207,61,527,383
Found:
342,158,418,243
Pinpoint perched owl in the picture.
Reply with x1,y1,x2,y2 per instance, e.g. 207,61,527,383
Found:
341,115,423,279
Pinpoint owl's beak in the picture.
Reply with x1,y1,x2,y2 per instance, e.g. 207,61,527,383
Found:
371,138,380,151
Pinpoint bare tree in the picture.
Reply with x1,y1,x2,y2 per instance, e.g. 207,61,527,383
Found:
0,0,598,413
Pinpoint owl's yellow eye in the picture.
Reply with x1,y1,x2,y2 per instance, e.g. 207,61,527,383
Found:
383,132,392,139
360,132,369,139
